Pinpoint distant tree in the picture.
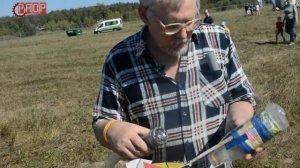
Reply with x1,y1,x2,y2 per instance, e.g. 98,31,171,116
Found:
107,11,122,19
216,0,231,11
2,1,246,37
56,20,70,30
45,20,56,31
83,17,95,27
8,21,19,32
21,18,36,36
0,27,13,36
101,8,111,19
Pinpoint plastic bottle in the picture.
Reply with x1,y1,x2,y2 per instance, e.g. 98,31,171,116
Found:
104,127,168,167
144,127,168,150
208,103,289,167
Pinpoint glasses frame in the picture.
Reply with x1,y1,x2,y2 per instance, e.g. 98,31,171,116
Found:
148,8,201,35
158,18,201,35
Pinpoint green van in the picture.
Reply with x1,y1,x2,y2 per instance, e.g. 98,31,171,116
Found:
94,18,123,34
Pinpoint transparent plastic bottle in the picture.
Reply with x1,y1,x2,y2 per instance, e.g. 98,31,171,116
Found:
104,127,168,167
144,127,168,149
208,103,289,167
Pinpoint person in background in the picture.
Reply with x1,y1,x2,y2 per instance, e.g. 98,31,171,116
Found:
271,0,277,10
295,0,300,18
203,9,214,24
249,3,254,15
247,7,252,16
283,0,298,45
93,0,261,167
276,16,286,43
221,20,230,35
245,3,249,15
255,4,260,15
258,0,263,8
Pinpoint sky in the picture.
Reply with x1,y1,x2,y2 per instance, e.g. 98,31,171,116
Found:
1,0,139,17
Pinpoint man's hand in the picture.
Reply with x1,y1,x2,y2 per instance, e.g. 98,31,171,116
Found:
226,101,263,160
226,101,254,131
94,120,152,160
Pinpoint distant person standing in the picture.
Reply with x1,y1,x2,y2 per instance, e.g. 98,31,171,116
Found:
221,21,230,35
255,4,260,15
249,4,254,15
203,9,214,24
276,17,286,43
257,0,263,8
284,0,298,45
296,0,300,16
245,4,249,15
271,0,277,10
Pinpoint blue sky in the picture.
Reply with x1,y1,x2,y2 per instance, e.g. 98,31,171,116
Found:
1,0,139,17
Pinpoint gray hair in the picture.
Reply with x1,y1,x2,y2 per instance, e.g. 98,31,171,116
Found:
139,0,201,17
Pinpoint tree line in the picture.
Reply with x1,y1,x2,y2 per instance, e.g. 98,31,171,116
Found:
0,2,139,37
0,1,265,37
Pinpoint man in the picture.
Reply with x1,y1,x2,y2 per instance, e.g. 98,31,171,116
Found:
296,0,300,15
221,20,230,35
284,0,298,45
93,0,258,167
245,3,249,15
203,9,214,24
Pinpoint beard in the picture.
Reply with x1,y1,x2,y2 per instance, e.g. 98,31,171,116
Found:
163,38,189,57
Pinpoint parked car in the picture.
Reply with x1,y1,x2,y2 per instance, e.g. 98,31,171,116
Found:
66,28,82,36
94,18,123,34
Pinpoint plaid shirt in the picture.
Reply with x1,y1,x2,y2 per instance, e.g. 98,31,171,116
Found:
93,24,255,167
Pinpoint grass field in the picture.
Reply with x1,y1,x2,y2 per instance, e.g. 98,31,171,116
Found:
0,6,299,168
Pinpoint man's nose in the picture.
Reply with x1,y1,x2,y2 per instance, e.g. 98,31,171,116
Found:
175,27,188,39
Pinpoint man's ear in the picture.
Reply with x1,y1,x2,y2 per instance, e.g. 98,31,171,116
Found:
139,5,149,25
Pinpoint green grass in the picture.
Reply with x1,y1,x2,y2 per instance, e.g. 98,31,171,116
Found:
0,7,299,167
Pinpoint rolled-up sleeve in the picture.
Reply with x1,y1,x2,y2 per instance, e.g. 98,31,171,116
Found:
226,37,256,106
92,59,125,125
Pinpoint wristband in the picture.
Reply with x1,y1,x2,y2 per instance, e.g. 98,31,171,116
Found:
103,120,115,144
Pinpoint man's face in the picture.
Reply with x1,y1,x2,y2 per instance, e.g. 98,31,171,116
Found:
146,0,197,57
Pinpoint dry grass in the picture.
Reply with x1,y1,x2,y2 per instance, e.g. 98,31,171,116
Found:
0,7,299,168
213,7,300,168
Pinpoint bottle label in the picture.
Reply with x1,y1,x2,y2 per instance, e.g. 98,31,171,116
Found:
225,114,277,153
241,121,264,150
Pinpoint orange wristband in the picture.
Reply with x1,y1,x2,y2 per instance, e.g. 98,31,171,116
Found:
103,120,115,144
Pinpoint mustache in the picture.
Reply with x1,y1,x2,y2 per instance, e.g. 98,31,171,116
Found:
173,38,188,45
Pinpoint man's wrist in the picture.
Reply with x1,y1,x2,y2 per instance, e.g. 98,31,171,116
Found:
93,119,111,146
103,119,116,144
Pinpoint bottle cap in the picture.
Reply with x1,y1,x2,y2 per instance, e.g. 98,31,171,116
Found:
145,127,168,149
265,103,289,131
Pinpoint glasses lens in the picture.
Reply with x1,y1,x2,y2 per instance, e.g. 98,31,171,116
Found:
165,24,182,35
185,20,196,31
162,18,201,35
192,19,201,29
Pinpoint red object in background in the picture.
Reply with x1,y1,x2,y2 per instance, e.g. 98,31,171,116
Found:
13,2,47,17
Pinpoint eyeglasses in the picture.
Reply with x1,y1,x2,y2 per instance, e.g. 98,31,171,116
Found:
148,8,201,35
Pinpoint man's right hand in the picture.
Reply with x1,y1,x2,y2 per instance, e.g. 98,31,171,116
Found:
94,120,153,160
